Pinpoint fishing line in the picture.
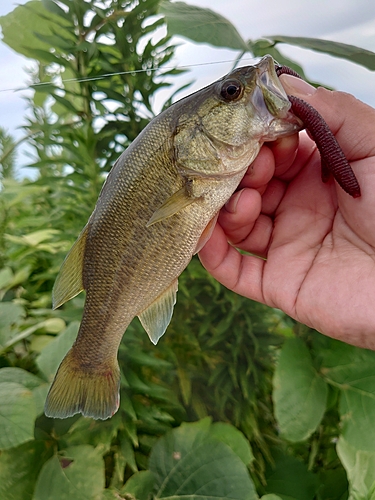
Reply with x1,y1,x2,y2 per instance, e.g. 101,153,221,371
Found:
0,57,258,94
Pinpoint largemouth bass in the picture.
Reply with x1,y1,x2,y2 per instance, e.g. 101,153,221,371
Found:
45,55,302,420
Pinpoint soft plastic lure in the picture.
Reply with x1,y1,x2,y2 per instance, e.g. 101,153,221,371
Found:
275,64,361,198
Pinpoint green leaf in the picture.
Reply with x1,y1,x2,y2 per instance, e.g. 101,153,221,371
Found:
64,414,121,454
0,367,44,389
0,302,25,330
0,1,71,61
37,322,79,381
268,35,375,71
209,422,254,466
273,338,328,442
159,1,248,51
318,338,375,452
52,94,82,114
6,229,60,247
0,267,13,290
317,468,348,500
265,448,318,500
337,437,375,500
121,471,156,500
339,389,375,452
0,440,52,500
149,419,258,499
118,431,138,473
32,383,50,416
33,445,105,500
0,318,67,354
0,302,26,348
0,382,36,450
0,365,48,416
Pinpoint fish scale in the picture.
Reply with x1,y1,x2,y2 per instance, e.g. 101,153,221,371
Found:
45,55,302,420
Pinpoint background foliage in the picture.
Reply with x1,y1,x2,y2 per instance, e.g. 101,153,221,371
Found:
1,1,375,499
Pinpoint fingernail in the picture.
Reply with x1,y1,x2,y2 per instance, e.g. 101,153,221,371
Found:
279,74,317,97
225,189,243,214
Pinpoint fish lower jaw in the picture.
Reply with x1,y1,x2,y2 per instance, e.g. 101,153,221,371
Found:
263,113,303,141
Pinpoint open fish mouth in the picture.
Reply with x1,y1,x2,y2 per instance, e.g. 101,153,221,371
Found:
250,55,304,140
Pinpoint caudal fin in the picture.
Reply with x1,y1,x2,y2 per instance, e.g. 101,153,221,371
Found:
44,349,120,420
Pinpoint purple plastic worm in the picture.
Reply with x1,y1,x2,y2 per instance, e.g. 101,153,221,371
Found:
275,64,361,198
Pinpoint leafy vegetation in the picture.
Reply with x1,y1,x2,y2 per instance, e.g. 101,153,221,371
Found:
1,0,375,498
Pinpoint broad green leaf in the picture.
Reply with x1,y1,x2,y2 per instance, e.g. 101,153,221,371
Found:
0,367,44,389
121,471,156,500
317,338,375,451
269,36,375,71
0,368,48,415
0,302,25,329
317,468,348,500
149,419,258,500
159,1,247,51
339,390,375,452
261,496,283,500
37,322,79,381
0,440,52,500
64,413,121,454
0,267,13,289
209,421,254,466
273,338,328,442
33,445,105,500
265,448,318,500
0,302,26,348
337,437,375,500
0,1,71,61
0,382,36,450
32,383,50,416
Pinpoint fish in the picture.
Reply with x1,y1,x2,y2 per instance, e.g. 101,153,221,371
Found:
44,55,302,420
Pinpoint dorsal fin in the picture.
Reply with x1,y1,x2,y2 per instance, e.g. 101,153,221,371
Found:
138,279,178,344
52,225,89,309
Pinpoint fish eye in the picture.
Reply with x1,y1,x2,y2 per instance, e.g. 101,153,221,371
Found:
220,79,243,101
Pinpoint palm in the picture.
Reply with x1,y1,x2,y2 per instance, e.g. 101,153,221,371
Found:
261,151,375,345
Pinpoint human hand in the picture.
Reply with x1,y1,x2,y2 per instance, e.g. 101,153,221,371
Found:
199,75,375,349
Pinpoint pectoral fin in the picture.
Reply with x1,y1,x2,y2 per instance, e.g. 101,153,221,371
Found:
146,187,195,227
52,225,88,310
138,279,178,345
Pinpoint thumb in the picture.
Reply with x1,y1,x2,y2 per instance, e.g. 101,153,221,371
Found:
279,74,375,162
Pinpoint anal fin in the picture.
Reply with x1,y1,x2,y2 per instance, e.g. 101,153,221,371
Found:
138,279,178,344
52,224,88,309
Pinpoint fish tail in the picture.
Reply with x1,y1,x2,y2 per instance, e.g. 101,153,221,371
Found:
44,348,120,420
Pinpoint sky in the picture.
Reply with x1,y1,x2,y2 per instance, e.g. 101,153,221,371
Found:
1,0,375,175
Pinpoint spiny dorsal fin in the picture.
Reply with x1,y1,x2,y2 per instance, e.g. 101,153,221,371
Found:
52,225,89,310
146,187,196,227
138,279,178,344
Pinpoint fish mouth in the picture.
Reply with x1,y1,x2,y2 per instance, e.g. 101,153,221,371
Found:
251,55,304,140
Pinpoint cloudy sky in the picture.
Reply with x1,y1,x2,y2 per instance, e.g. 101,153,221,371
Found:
1,0,375,175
